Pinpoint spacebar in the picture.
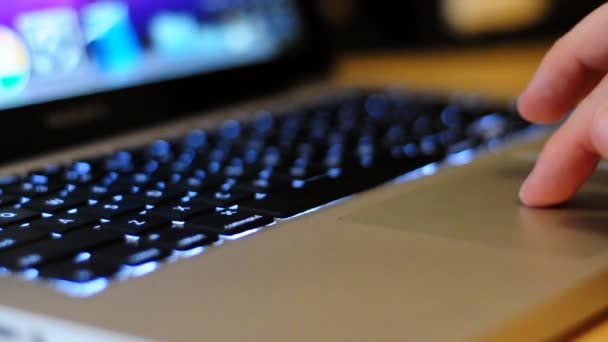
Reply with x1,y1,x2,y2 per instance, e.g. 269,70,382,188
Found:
241,158,433,219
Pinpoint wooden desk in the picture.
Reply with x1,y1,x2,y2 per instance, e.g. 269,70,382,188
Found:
333,42,547,101
333,42,608,341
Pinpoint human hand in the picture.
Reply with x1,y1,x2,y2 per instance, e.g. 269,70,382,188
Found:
518,3,608,207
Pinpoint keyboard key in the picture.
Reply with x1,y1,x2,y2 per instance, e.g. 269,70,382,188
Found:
142,227,218,251
95,242,171,266
0,208,40,226
147,140,174,162
182,129,208,149
4,182,65,198
0,227,49,253
0,175,22,186
0,228,123,270
66,182,133,200
38,257,120,283
104,151,137,173
63,161,104,184
163,172,225,193
24,193,89,213
129,187,183,204
0,195,21,207
235,176,291,193
189,206,274,236
77,197,146,219
241,159,430,218
148,200,215,221
27,214,97,234
27,164,64,180
193,189,255,207
103,215,170,235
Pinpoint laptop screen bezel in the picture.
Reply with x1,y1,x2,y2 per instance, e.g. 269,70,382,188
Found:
0,1,331,165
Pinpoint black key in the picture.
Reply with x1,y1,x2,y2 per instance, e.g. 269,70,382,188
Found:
65,182,132,200
0,207,40,226
259,146,292,168
148,200,215,221
63,160,104,184
241,159,433,218
38,257,120,283
193,189,255,207
163,172,225,193
0,175,22,186
189,206,274,236
24,193,89,213
4,182,65,198
235,176,291,193
77,197,147,219
103,215,170,235
0,227,49,253
126,172,154,187
26,166,64,184
221,157,258,178
147,139,175,163
282,163,326,180
142,227,217,251
182,129,208,150
419,135,446,157
129,187,183,204
95,242,171,266
219,120,242,141
27,214,97,234
0,195,21,207
0,228,123,270
148,164,181,184
104,151,137,173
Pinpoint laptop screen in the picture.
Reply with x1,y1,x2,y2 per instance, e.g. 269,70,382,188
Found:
0,0,303,110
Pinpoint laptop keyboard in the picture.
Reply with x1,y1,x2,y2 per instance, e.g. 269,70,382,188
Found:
0,89,532,296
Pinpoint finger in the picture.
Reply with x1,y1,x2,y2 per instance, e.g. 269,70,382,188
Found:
518,74,608,207
518,3,608,124
519,114,599,207
590,100,608,162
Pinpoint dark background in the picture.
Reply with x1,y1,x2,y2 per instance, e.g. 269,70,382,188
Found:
316,0,606,51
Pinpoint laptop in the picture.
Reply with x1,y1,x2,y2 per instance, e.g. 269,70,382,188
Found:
1,1,608,341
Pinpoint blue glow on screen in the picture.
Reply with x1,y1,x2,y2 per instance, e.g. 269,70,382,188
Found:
0,0,302,109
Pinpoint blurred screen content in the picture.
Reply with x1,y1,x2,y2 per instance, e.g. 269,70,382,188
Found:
0,0,302,109
441,0,551,36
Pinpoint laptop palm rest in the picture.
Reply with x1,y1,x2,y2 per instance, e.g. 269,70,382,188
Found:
343,154,608,260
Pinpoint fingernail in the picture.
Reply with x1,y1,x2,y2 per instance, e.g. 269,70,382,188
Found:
519,175,532,205
592,107,608,154
519,162,542,207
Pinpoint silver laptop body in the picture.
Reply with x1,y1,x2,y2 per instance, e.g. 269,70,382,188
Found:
1,1,607,341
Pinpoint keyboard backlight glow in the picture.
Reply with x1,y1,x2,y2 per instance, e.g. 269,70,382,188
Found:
173,246,205,259
53,278,109,298
220,228,261,241
446,149,476,165
123,261,159,278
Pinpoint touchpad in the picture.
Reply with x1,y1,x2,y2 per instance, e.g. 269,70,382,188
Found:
342,158,608,259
